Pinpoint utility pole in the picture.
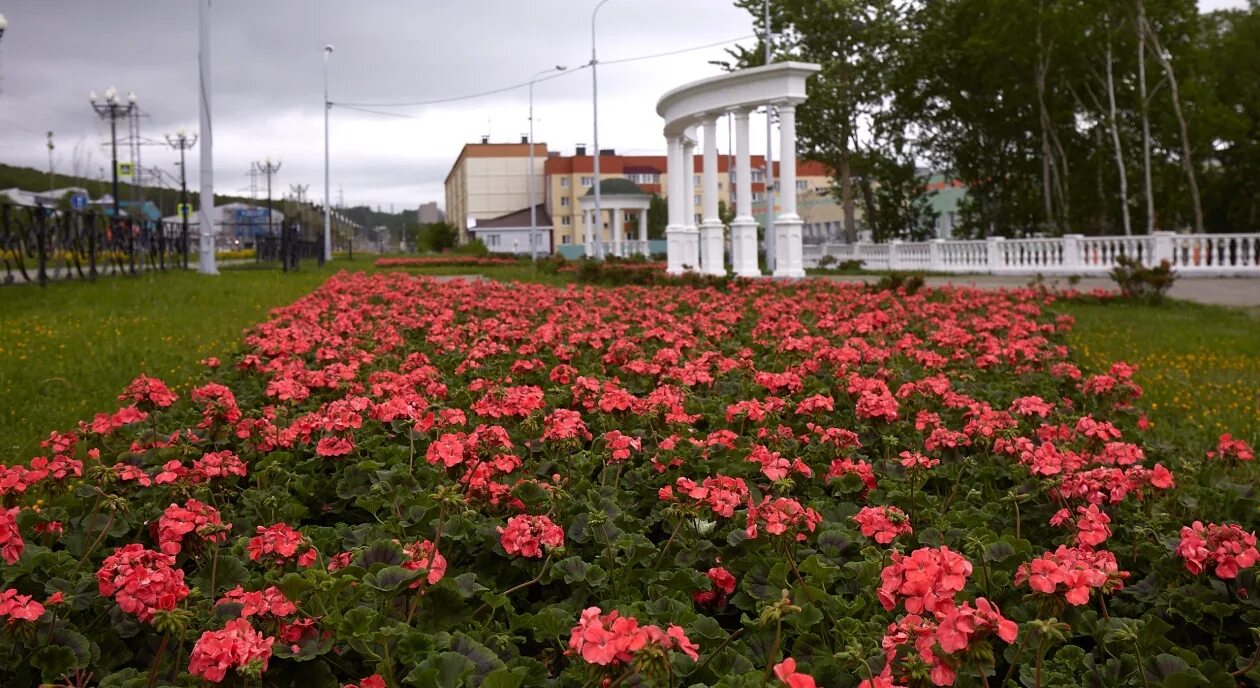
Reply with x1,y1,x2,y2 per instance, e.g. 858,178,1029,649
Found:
256,158,281,239
166,129,197,270
46,131,54,190
323,45,334,262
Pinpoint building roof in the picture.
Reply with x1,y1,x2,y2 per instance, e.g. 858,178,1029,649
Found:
582,178,647,197
471,203,551,229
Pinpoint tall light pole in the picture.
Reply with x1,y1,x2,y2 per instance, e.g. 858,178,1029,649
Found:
763,0,776,271
0,13,8,42
590,0,616,261
90,87,137,274
198,0,217,275
323,44,334,261
529,65,566,261
166,128,198,270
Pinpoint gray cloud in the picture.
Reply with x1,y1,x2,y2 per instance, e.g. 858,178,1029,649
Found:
0,0,1246,209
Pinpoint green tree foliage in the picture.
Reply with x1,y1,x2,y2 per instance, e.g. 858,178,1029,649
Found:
727,0,1260,238
413,221,459,252
647,194,668,239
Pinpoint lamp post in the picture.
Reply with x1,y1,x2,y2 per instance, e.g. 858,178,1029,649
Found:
323,44,334,262
590,0,617,260
0,13,7,42
90,87,137,275
529,65,566,261
165,128,198,270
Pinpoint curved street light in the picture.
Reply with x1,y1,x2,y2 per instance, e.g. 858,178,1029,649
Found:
590,0,618,260
323,44,334,261
90,86,139,275
0,13,9,42
528,65,566,261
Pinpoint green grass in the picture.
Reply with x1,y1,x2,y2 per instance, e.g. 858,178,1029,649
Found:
1057,299,1260,447
0,259,381,458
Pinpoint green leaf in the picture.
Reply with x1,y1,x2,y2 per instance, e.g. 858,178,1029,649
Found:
480,668,526,688
31,646,78,681
363,565,423,593
406,651,475,688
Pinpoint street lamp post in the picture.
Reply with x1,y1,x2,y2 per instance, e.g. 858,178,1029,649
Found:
165,129,198,270
0,13,8,42
590,0,617,261
529,65,566,261
90,87,137,277
323,45,334,262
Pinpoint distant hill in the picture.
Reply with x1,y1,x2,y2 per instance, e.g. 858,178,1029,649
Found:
0,163,276,216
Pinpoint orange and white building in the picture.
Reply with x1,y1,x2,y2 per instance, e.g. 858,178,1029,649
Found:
443,140,831,252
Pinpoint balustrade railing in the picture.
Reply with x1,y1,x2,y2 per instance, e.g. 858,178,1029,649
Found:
805,231,1260,275
1,204,189,285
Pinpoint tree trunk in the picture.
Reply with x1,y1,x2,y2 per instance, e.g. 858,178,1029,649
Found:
858,174,878,241
1135,0,1156,233
840,149,856,243
1142,12,1204,233
1104,24,1133,235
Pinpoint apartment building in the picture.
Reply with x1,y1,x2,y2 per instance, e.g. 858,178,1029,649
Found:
543,145,832,247
443,139,548,243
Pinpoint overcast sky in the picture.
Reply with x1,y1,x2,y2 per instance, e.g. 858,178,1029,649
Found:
0,0,1249,211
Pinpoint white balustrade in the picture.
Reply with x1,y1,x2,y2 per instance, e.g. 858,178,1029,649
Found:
801,232,1260,276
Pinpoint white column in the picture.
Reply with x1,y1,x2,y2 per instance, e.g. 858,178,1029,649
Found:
681,135,699,270
582,208,592,258
730,108,759,277
773,102,805,278
665,135,687,274
699,115,724,275
637,208,649,256
612,205,623,257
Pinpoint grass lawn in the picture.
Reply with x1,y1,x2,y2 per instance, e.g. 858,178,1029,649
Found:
0,258,382,458
1056,299,1260,447
2,258,1256,461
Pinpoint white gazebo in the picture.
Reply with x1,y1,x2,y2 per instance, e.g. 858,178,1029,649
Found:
656,61,821,277
580,178,652,258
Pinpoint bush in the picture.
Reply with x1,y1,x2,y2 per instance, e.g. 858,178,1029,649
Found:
872,271,926,295
1110,256,1176,302
451,238,490,257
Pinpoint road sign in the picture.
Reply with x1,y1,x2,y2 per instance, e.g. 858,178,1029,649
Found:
176,203,193,218
69,194,88,211
117,161,134,180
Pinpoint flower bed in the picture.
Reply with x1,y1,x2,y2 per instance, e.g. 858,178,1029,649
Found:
374,257,525,268
0,272,1256,687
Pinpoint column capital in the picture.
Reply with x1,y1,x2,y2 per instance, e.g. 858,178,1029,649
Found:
730,106,754,121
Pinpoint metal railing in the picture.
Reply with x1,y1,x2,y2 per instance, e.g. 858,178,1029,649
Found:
806,232,1260,276
1,204,189,285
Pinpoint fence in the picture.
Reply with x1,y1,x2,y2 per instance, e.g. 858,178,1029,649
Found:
803,232,1260,276
256,229,324,272
1,204,189,286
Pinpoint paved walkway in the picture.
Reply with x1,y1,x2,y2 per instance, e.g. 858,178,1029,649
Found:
819,274,1260,308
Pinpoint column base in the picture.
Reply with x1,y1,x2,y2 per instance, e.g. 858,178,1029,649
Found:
772,215,806,279
698,220,725,276
665,225,691,275
730,217,760,278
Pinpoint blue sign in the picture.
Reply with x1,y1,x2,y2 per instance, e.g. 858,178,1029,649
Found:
234,208,271,238
69,194,88,211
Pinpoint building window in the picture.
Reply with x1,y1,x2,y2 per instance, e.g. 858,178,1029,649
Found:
752,192,764,202
693,175,700,186
560,177,569,187
796,180,807,191
751,170,765,182
562,234,571,244
580,176,593,186
562,216,571,226
693,195,700,206
560,197,570,207
694,213,702,224
485,234,499,247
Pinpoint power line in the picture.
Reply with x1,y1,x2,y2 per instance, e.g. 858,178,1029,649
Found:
334,34,754,110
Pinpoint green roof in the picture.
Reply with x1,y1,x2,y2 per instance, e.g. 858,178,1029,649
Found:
582,178,647,197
